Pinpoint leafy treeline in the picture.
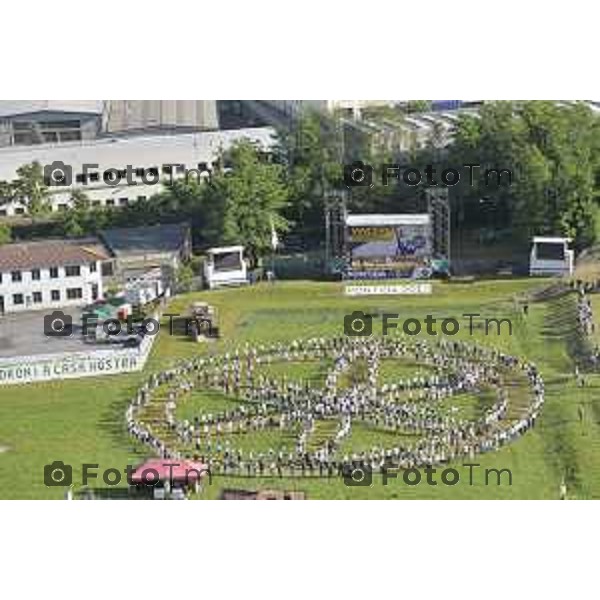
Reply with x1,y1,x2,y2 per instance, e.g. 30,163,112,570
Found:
418,101,600,248
2,101,600,257
274,101,600,251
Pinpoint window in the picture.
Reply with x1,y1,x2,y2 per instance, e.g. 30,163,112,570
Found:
89,173,99,182
12,293,23,305
65,265,81,277
92,200,101,207
119,198,128,206
15,207,25,215
89,262,97,273
11,270,21,282
50,267,59,279
33,291,42,303
135,167,144,177
176,164,186,174
105,199,115,207
66,288,83,300
162,165,173,175
147,167,159,177
76,174,88,184
58,204,68,211
536,243,566,261
51,290,60,301
198,162,209,171
137,195,147,202
213,252,243,271
0,210,6,217
31,269,41,281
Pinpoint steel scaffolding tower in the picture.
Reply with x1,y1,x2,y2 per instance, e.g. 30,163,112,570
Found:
426,187,451,263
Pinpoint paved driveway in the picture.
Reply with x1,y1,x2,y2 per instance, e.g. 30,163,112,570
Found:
0,308,101,358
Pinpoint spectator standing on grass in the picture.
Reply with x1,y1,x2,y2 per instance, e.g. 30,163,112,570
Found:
560,478,567,500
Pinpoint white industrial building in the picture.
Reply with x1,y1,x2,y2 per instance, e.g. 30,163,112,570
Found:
0,126,276,216
103,100,218,133
0,238,108,314
0,100,219,148
0,101,103,148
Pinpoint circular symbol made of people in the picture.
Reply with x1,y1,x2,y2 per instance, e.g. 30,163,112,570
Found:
127,336,544,478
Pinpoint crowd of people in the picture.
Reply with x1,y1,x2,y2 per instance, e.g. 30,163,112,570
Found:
126,336,545,478
573,283,600,373
577,288,595,337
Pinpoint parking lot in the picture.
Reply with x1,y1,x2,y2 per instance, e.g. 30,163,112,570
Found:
0,309,126,358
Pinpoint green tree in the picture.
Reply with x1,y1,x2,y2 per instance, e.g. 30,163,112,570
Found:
62,211,85,237
0,223,12,245
207,140,289,266
405,100,432,113
70,188,90,212
0,180,16,207
60,190,91,238
152,177,218,244
176,262,195,292
13,162,51,218
441,101,600,247
275,110,342,243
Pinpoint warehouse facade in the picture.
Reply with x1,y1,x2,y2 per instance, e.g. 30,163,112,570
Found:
0,126,275,216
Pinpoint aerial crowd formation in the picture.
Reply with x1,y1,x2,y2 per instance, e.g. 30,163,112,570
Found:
125,335,545,479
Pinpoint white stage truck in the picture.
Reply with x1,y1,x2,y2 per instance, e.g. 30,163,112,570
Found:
529,236,574,277
203,246,248,289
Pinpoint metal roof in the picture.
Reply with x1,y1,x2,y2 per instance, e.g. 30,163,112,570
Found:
0,101,103,118
0,237,108,271
100,223,189,257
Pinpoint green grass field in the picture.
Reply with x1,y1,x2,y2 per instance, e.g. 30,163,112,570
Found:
2,278,600,499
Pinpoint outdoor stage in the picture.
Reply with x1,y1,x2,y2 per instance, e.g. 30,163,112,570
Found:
343,213,434,280
325,192,451,283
